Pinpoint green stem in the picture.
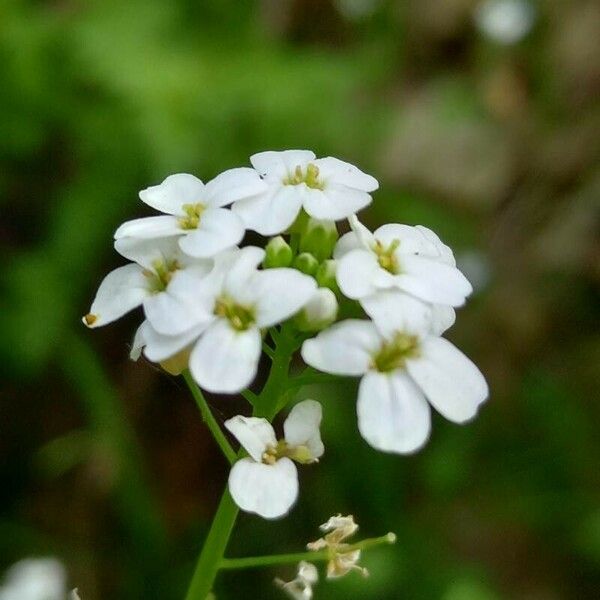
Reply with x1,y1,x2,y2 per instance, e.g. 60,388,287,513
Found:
184,326,301,598
220,533,397,570
183,370,237,465
184,489,239,600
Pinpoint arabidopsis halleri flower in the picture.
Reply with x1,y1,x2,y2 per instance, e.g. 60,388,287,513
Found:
301,295,488,453
275,561,318,600
114,170,266,258
307,514,368,578
335,216,472,307
233,150,378,235
0,558,67,600
83,237,214,334
225,400,324,519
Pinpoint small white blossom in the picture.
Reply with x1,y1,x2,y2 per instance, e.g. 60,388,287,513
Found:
225,400,324,519
275,561,318,600
232,150,379,236
0,558,67,600
301,297,488,454
114,170,266,258
82,237,214,334
335,216,472,308
295,287,339,332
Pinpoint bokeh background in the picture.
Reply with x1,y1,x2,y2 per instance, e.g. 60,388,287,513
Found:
1,0,599,598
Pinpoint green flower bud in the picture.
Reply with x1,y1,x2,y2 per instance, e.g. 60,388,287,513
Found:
293,252,319,276
263,236,293,268
299,218,339,262
295,288,338,332
315,259,339,293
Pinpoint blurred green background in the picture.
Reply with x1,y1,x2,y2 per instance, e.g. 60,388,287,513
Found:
1,0,598,598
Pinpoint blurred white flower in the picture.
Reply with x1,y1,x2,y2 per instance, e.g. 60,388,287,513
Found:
474,0,535,45
226,400,324,519
302,300,488,454
233,150,378,235
114,170,266,258
275,561,318,599
335,216,472,308
0,558,67,600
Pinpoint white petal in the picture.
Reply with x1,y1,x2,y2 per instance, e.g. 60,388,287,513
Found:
113,236,181,269
224,415,276,462
301,319,380,376
130,321,148,360
395,255,473,306
203,167,268,207
251,150,316,178
139,173,205,215
114,215,182,240
228,457,298,519
430,304,456,335
415,225,456,265
357,371,431,454
406,337,489,423
252,269,317,328
348,214,376,248
312,157,379,191
222,246,266,299
303,184,372,221
178,208,245,258
333,231,362,259
374,223,438,256
283,400,324,459
361,291,432,337
189,320,262,393
336,249,381,299
142,321,207,362
84,264,149,328
232,186,303,236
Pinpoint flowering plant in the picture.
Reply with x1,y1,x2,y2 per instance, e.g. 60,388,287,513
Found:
84,149,488,597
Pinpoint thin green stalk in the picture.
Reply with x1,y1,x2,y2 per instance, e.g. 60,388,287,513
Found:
184,489,239,600
184,326,302,598
219,533,397,570
183,370,236,465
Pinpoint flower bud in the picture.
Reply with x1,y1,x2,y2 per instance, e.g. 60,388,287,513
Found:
263,236,293,268
315,260,339,293
299,218,339,262
293,252,319,276
295,288,338,332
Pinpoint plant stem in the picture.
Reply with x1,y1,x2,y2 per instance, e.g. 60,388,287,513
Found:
184,327,301,598
183,370,237,465
219,533,397,570
184,489,239,600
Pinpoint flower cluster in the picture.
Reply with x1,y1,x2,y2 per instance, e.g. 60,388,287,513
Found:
84,149,488,518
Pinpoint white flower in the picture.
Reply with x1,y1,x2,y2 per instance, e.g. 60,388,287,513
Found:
301,297,488,454
0,558,67,600
335,216,472,307
188,248,316,393
225,400,324,519
114,170,266,258
82,237,214,335
232,150,379,236
295,287,339,332
474,0,535,45
275,561,318,600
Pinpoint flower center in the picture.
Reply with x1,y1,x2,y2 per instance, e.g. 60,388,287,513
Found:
372,332,420,372
178,202,206,230
283,163,324,190
143,259,180,293
373,239,400,274
214,296,256,331
262,440,314,465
